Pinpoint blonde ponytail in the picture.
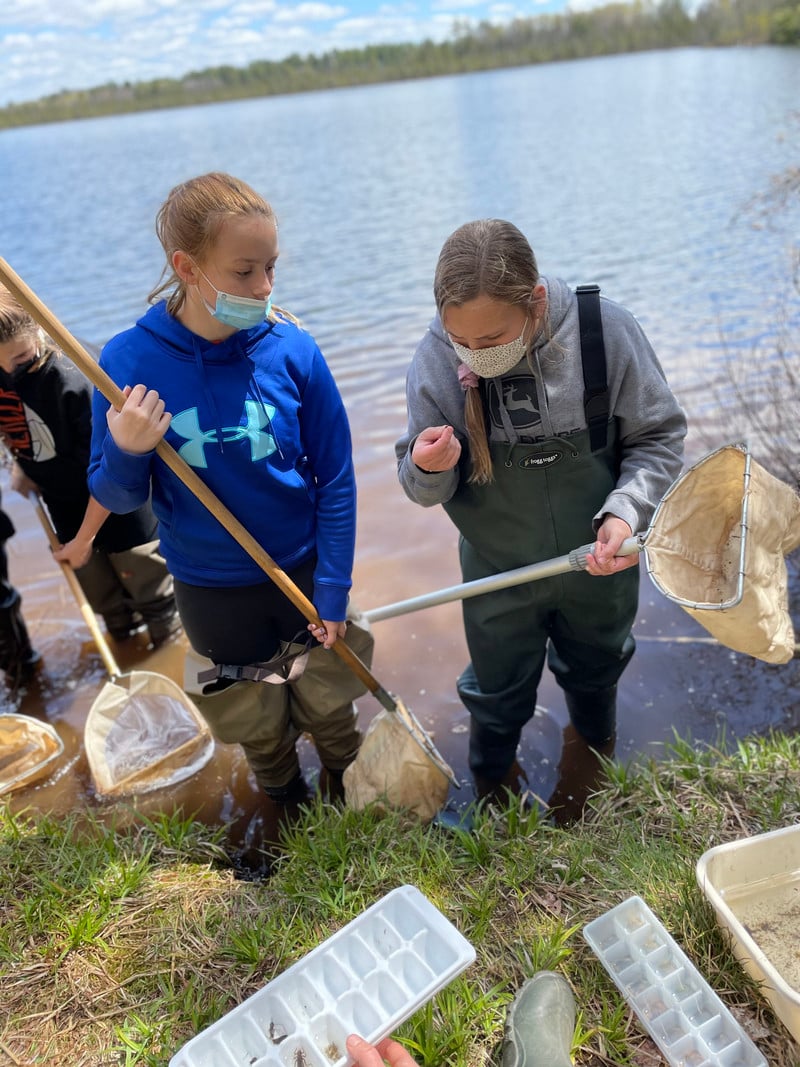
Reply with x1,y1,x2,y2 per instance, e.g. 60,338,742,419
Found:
464,387,493,485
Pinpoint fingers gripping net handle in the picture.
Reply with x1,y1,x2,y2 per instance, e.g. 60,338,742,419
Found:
568,535,644,571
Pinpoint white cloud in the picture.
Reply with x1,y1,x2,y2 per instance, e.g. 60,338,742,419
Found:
431,0,483,10
487,2,522,13
273,3,349,23
0,0,572,105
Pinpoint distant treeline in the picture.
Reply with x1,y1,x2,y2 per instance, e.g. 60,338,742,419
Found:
1,0,797,129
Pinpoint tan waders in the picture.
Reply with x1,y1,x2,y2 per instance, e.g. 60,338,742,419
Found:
188,609,374,879
75,540,179,647
188,607,374,795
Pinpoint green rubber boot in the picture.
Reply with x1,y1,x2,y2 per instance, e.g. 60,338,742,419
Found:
501,971,575,1067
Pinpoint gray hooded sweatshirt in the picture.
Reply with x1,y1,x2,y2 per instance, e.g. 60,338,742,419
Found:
395,277,687,536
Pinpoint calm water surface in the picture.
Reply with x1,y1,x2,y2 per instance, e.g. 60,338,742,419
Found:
1,46,799,824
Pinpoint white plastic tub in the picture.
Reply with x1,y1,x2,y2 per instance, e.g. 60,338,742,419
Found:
169,884,476,1066
696,823,800,1044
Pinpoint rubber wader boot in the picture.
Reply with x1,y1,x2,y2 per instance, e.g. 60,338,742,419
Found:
501,970,575,1067
318,766,347,804
549,686,617,825
146,610,182,650
230,774,309,881
548,723,616,826
473,759,529,808
470,718,528,806
562,685,617,746
0,590,41,685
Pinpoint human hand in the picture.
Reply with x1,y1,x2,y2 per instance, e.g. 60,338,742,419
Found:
585,515,638,576
52,537,93,569
345,1034,421,1067
106,384,171,454
411,425,461,473
308,618,346,649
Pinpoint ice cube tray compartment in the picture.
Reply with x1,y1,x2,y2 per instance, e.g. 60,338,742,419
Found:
170,885,476,1067
584,896,767,1067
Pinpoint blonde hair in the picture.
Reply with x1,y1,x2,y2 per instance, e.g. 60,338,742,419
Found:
0,287,54,370
0,287,39,346
149,172,296,323
434,219,541,485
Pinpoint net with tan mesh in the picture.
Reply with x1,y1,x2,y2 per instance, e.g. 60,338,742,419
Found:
643,443,800,664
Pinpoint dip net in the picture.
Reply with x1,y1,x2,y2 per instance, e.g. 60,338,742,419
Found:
85,670,214,797
644,443,800,663
0,713,64,794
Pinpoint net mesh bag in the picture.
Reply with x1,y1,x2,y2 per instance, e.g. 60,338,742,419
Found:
644,444,800,664
343,702,452,823
0,713,63,795
85,670,214,796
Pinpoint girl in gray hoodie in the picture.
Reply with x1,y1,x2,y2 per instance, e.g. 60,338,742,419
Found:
395,219,686,817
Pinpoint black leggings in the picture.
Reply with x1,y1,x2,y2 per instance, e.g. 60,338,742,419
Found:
174,557,315,665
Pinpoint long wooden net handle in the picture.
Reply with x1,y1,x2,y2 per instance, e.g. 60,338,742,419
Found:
30,493,122,680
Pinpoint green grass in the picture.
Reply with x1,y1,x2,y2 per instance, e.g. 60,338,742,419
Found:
2,732,800,1065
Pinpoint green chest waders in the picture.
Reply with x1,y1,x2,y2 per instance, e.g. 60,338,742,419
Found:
441,287,639,781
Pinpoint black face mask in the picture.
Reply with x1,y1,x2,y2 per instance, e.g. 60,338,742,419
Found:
6,348,43,383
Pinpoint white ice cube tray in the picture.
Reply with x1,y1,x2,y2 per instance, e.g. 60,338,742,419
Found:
170,884,476,1067
583,895,766,1067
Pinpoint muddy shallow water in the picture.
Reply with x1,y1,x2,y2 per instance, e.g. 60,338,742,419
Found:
2,446,799,843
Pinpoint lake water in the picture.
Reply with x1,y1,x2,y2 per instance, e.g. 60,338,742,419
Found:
1,46,799,825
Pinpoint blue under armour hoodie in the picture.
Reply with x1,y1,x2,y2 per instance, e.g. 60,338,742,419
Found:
88,301,356,621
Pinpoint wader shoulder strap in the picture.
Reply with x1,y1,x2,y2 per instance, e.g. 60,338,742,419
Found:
575,284,609,452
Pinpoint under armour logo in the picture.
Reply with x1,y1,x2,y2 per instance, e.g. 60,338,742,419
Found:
171,401,277,468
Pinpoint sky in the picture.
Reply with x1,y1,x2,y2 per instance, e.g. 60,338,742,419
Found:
1,0,574,107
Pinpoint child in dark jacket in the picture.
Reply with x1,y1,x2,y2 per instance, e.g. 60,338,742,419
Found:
0,287,180,648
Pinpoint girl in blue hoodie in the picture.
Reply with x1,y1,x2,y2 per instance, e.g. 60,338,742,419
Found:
88,172,372,814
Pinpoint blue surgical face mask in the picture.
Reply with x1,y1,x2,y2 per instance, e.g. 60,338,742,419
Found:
198,268,272,331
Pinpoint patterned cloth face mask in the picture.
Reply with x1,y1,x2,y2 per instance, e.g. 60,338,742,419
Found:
448,321,529,378
198,268,272,331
